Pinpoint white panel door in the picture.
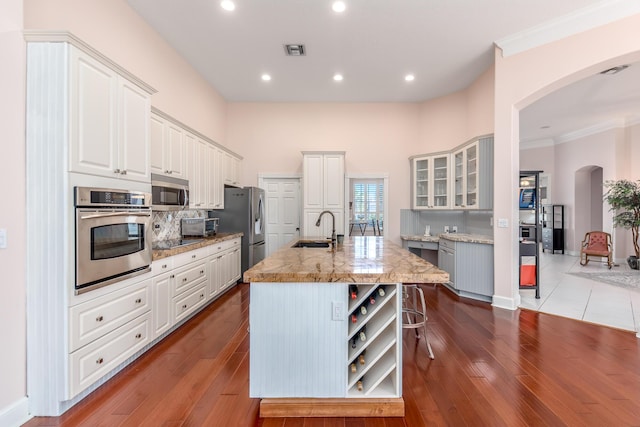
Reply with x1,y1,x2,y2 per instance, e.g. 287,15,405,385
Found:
118,79,150,182
263,178,301,256
303,154,324,209
70,49,117,177
166,122,185,178
150,113,165,176
323,154,344,209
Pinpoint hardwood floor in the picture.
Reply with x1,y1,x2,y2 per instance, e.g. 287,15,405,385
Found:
23,283,640,426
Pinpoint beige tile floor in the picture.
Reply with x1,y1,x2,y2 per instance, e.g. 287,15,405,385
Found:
519,250,640,337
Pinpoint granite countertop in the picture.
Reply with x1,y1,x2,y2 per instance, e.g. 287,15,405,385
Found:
244,236,449,284
401,233,493,245
152,232,244,261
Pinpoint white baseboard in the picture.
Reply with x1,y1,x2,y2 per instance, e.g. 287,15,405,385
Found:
0,397,31,427
492,294,520,310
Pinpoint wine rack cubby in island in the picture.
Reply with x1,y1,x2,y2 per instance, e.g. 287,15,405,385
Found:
346,284,401,398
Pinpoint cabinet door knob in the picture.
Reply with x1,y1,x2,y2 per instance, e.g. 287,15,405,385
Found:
113,169,121,174
200,293,204,299
192,254,196,259
121,170,127,175
200,270,204,274
135,333,142,339
182,304,187,310
182,277,188,282
96,315,104,322
162,264,167,269
170,274,175,279
135,298,142,304
96,357,104,365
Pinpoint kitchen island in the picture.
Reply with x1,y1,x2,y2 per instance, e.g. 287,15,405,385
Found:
244,236,448,418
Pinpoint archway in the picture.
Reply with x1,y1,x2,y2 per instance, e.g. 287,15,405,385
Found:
574,166,604,250
493,14,640,311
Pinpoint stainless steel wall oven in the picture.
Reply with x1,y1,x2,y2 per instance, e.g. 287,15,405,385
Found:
75,187,152,294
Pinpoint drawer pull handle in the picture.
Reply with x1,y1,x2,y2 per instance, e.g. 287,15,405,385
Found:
183,278,188,283
182,304,187,310
200,270,204,274
200,293,204,299
170,274,175,279
135,298,142,304
162,264,167,269
96,357,104,365
96,315,104,322
192,254,196,259
113,169,120,174
135,333,142,339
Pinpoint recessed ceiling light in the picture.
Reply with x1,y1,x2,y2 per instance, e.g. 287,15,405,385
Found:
220,1,235,11
332,1,346,13
261,74,271,81
333,74,344,82
405,74,415,82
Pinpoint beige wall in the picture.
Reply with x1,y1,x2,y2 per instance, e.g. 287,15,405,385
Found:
494,13,640,309
0,0,26,419
24,0,228,144
226,102,422,242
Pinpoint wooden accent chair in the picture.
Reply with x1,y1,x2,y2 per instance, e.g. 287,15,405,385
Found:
579,231,613,269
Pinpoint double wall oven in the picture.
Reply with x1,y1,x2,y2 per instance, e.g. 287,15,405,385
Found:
75,187,152,294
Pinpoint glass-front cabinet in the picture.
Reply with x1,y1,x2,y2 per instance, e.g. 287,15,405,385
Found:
411,153,450,210
453,141,478,209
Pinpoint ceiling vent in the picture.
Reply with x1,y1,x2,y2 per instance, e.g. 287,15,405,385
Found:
284,44,306,56
600,65,629,75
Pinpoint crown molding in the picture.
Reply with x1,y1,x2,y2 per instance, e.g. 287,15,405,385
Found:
495,0,640,57
555,118,626,144
23,30,157,95
520,139,555,150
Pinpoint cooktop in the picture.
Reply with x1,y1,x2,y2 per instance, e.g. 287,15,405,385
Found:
152,239,203,250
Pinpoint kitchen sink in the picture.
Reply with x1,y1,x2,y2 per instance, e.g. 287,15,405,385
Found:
291,240,331,248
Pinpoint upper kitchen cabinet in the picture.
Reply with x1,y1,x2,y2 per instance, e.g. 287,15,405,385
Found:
410,153,450,210
302,152,345,236
303,152,345,210
452,135,493,210
70,47,153,183
150,112,185,179
223,151,241,187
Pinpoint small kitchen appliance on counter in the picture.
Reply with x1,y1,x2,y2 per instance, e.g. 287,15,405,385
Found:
181,217,219,237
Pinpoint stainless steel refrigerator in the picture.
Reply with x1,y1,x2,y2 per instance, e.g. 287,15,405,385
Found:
213,187,266,278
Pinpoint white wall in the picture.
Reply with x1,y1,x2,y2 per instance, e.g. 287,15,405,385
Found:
0,0,27,424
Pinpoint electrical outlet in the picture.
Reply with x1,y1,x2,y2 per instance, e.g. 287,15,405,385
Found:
331,301,344,321
452,226,458,233
444,225,450,233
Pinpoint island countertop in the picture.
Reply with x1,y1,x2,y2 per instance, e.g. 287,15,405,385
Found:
244,236,449,284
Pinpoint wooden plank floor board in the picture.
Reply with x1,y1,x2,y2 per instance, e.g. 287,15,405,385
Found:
23,283,640,427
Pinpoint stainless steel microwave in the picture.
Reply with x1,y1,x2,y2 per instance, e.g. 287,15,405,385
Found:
181,217,219,237
151,173,189,211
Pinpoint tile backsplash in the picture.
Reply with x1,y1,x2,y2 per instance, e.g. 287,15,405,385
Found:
152,209,208,242
400,209,493,236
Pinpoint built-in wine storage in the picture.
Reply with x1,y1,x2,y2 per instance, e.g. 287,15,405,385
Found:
346,284,401,397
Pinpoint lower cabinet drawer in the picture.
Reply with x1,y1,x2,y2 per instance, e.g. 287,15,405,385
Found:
69,312,151,397
69,280,151,352
173,262,207,296
173,284,208,324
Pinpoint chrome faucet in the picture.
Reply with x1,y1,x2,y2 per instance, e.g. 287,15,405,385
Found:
315,210,336,248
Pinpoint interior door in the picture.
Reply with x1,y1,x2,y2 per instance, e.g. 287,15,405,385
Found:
261,178,301,256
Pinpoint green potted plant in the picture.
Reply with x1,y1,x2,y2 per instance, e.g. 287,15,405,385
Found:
603,179,640,269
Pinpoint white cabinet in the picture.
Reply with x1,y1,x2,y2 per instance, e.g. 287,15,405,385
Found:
68,278,152,397
70,47,151,183
452,136,493,210
150,112,185,179
410,153,450,209
207,145,224,209
152,272,172,338
185,133,208,209
302,152,345,236
223,151,241,187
